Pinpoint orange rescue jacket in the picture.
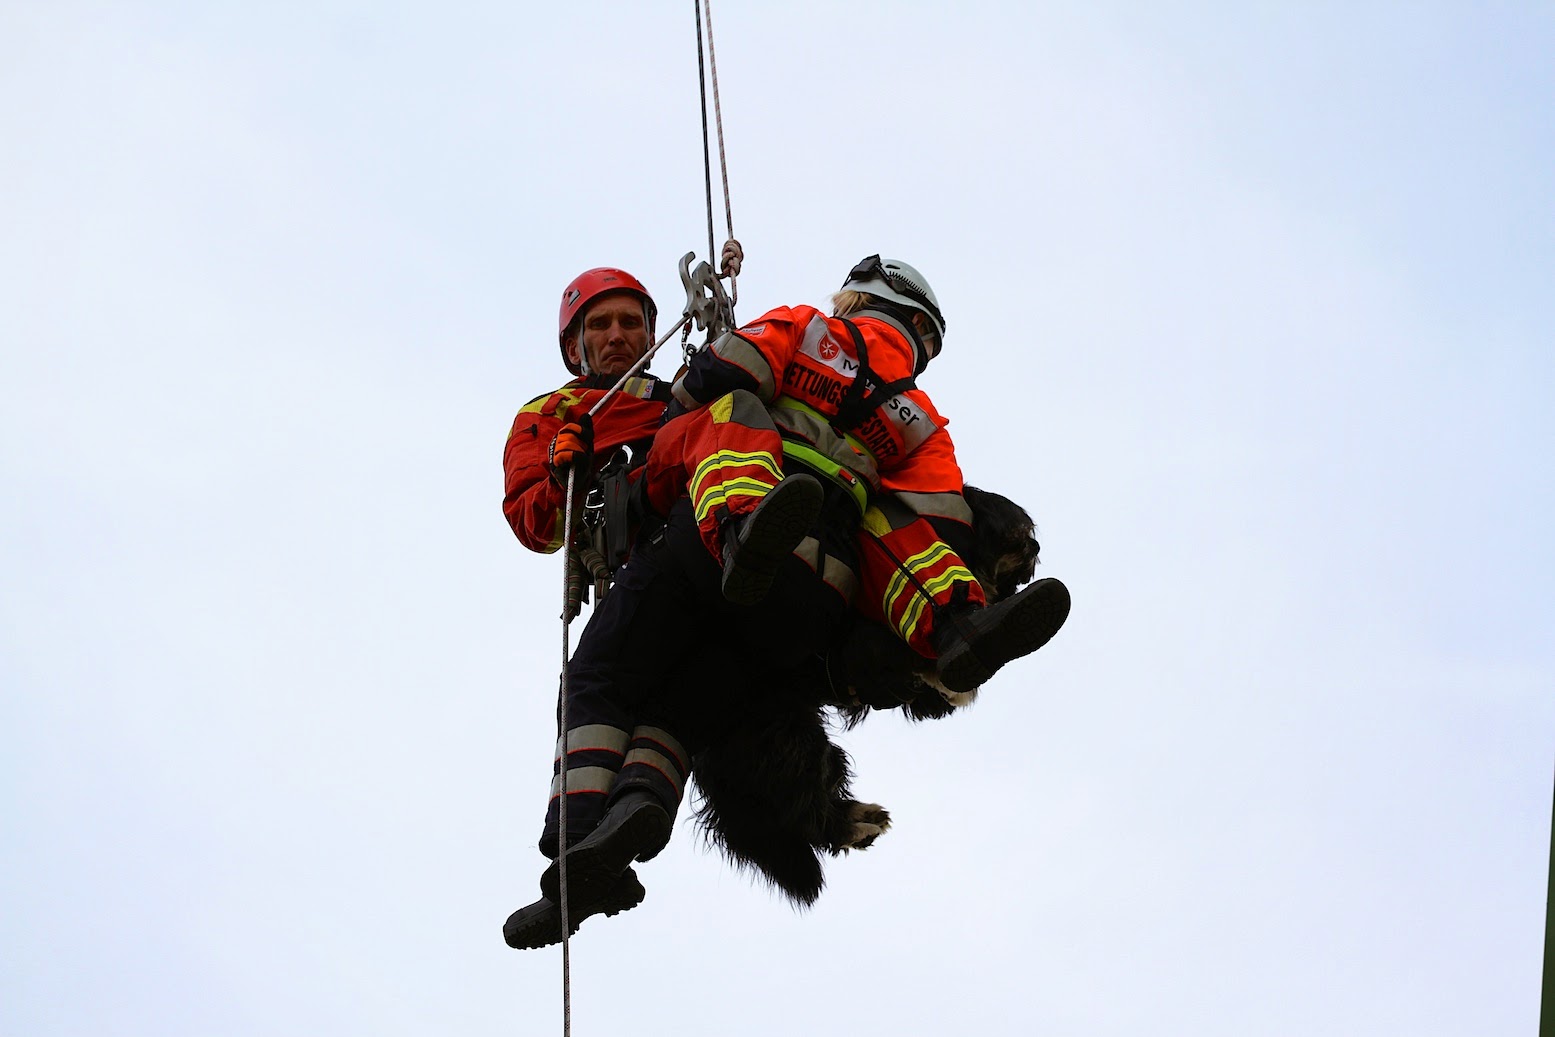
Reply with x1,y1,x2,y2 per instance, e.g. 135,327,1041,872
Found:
671,305,970,524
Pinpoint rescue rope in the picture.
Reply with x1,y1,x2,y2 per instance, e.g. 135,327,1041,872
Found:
695,0,737,307
556,468,577,1034
553,310,692,1037
552,8,738,1029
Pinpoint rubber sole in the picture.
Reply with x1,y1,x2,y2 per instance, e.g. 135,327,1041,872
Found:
503,867,647,949
721,474,824,606
538,797,671,909
935,577,1071,694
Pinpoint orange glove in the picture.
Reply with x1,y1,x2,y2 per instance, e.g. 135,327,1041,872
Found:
547,413,594,481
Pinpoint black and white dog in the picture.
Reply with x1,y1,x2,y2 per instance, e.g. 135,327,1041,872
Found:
690,485,1042,905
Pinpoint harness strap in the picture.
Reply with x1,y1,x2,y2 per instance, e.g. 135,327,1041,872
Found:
784,440,869,516
833,318,917,433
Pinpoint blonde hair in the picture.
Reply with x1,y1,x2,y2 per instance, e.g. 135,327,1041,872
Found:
830,289,873,317
833,289,930,339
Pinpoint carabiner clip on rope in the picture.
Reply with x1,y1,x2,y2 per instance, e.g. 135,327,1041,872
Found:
678,250,734,365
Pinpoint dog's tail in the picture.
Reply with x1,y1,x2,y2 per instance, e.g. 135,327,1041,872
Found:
692,708,854,907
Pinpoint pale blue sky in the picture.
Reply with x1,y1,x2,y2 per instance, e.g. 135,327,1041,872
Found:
2,4,1550,1035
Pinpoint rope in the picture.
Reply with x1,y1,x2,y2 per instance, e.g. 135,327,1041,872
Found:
703,0,737,307
694,0,738,310
551,8,739,1030
694,0,716,269
552,312,690,1037
557,467,576,1037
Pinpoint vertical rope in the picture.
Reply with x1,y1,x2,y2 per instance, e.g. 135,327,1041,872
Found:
556,472,576,1037
703,0,736,308
694,0,716,268
549,313,687,1037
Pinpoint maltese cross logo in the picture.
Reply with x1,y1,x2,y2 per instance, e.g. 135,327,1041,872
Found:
819,338,840,360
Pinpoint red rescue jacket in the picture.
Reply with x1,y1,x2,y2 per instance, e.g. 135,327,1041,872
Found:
502,375,669,553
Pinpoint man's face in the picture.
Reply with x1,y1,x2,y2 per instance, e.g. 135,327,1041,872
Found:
565,293,650,377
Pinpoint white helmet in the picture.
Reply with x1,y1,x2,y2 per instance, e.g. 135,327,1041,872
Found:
839,255,947,362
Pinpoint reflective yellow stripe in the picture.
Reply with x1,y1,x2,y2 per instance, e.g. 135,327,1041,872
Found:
897,563,978,643
694,477,781,523
861,505,892,537
784,441,869,516
883,542,957,613
690,449,781,500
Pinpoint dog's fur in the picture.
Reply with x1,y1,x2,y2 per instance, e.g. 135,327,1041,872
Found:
690,485,1040,905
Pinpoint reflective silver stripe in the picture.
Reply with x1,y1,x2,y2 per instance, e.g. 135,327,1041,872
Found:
878,393,940,452
620,376,658,400
771,400,881,489
894,490,974,525
711,332,778,399
621,749,685,799
794,535,821,568
723,388,777,429
548,765,618,798
631,726,689,772
793,536,859,603
670,381,700,411
672,331,777,403
822,553,859,602
553,724,631,758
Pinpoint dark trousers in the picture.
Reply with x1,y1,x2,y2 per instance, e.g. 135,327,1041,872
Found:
540,495,853,856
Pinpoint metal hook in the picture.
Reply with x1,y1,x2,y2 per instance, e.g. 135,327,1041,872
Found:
678,251,734,349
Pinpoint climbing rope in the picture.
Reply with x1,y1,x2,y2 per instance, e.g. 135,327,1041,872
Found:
553,312,690,1036
553,7,741,1031
695,0,738,308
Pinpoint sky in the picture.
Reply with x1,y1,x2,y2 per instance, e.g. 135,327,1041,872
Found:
2,2,1551,1035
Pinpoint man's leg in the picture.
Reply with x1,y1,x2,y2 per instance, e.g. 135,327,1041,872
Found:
506,518,706,948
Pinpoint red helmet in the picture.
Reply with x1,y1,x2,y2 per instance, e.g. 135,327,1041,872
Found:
557,267,658,375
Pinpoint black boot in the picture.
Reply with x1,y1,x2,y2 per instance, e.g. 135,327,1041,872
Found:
503,866,647,950
538,789,672,911
933,577,1071,694
720,474,823,605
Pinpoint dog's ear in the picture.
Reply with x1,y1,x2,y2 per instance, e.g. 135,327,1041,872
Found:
964,484,1039,600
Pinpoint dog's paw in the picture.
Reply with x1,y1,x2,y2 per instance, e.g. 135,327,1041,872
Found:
922,672,979,709
841,801,892,850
